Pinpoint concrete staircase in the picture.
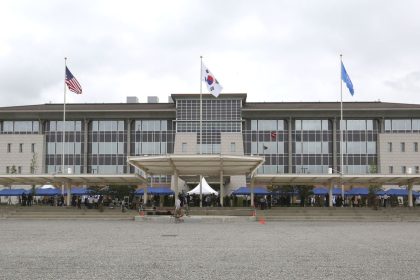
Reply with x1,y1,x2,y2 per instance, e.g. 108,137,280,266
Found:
255,207,420,222
0,206,136,220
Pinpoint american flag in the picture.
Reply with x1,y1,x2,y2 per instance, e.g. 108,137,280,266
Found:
65,66,82,94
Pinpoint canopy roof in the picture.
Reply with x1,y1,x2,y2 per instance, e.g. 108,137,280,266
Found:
0,174,145,186
254,174,420,186
188,177,218,195
127,154,265,177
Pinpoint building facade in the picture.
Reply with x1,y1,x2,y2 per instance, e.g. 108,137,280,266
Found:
1,93,420,189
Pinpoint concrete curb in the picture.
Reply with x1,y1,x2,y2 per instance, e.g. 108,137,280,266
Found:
134,215,257,223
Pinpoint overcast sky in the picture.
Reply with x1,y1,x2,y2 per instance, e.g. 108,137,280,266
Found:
1,0,420,106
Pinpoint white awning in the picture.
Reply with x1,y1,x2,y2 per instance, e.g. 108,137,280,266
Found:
127,154,265,177
254,174,420,186
0,174,146,186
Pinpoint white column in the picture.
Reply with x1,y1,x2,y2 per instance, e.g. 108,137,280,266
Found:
219,170,224,207
250,178,255,207
66,184,71,206
408,182,413,207
173,171,179,206
328,182,333,207
143,173,148,206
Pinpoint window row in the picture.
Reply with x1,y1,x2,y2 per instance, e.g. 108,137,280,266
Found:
387,142,418,152
6,143,36,153
388,166,420,174
385,119,420,132
1,121,39,133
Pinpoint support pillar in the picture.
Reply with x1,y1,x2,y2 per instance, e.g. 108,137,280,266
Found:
250,178,255,207
328,181,333,207
173,171,179,206
143,173,148,206
66,184,71,206
408,182,413,207
219,170,224,207
199,175,203,208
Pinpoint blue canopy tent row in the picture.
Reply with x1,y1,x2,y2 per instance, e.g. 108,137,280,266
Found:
64,187,92,196
231,187,271,196
312,187,342,196
0,188,30,196
35,188,60,196
345,187,369,196
134,187,175,196
384,188,420,197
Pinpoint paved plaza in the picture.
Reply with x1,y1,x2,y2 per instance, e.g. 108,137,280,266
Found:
0,220,419,280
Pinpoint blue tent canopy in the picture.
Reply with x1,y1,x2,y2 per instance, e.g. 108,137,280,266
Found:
64,187,92,196
35,188,60,196
346,187,369,196
385,189,420,196
0,188,30,196
313,187,342,196
135,187,174,195
231,187,271,196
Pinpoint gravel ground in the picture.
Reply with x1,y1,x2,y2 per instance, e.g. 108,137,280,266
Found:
0,220,419,280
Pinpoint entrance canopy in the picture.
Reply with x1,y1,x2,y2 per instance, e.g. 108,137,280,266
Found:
127,154,265,177
254,174,420,186
0,174,145,186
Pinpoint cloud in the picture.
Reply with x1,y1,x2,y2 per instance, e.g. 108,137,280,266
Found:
1,0,420,106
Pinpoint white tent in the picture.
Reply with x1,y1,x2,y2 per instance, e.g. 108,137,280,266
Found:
187,177,218,195
40,185,55,189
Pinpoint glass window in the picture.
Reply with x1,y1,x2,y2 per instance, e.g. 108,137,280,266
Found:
388,142,392,152
367,142,376,154
258,120,277,131
251,120,258,131
416,166,419,174
7,143,11,153
412,119,420,131
19,143,23,153
3,121,13,132
302,120,321,130
391,119,411,131
31,143,35,153
401,142,405,152
414,142,418,152
384,120,391,131
230,142,236,153
389,166,393,174
402,166,406,174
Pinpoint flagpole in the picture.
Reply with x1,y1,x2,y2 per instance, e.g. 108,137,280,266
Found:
199,56,203,207
340,54,345,201
62,57,67,195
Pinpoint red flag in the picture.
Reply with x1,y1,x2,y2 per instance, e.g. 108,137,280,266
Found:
270,131,277,139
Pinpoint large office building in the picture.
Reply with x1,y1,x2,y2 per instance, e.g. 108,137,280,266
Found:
1,93,420,192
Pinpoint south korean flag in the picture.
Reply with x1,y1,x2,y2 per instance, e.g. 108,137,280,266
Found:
201,63,223,97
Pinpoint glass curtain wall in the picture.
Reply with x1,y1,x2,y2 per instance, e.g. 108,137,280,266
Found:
45,121,83,174
130,120,174,183
88,120,126,174
1,121,39,134
176,99,242,154
293,120,332,174
338,120,377,174
243,120,288,174
385,119,420,133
